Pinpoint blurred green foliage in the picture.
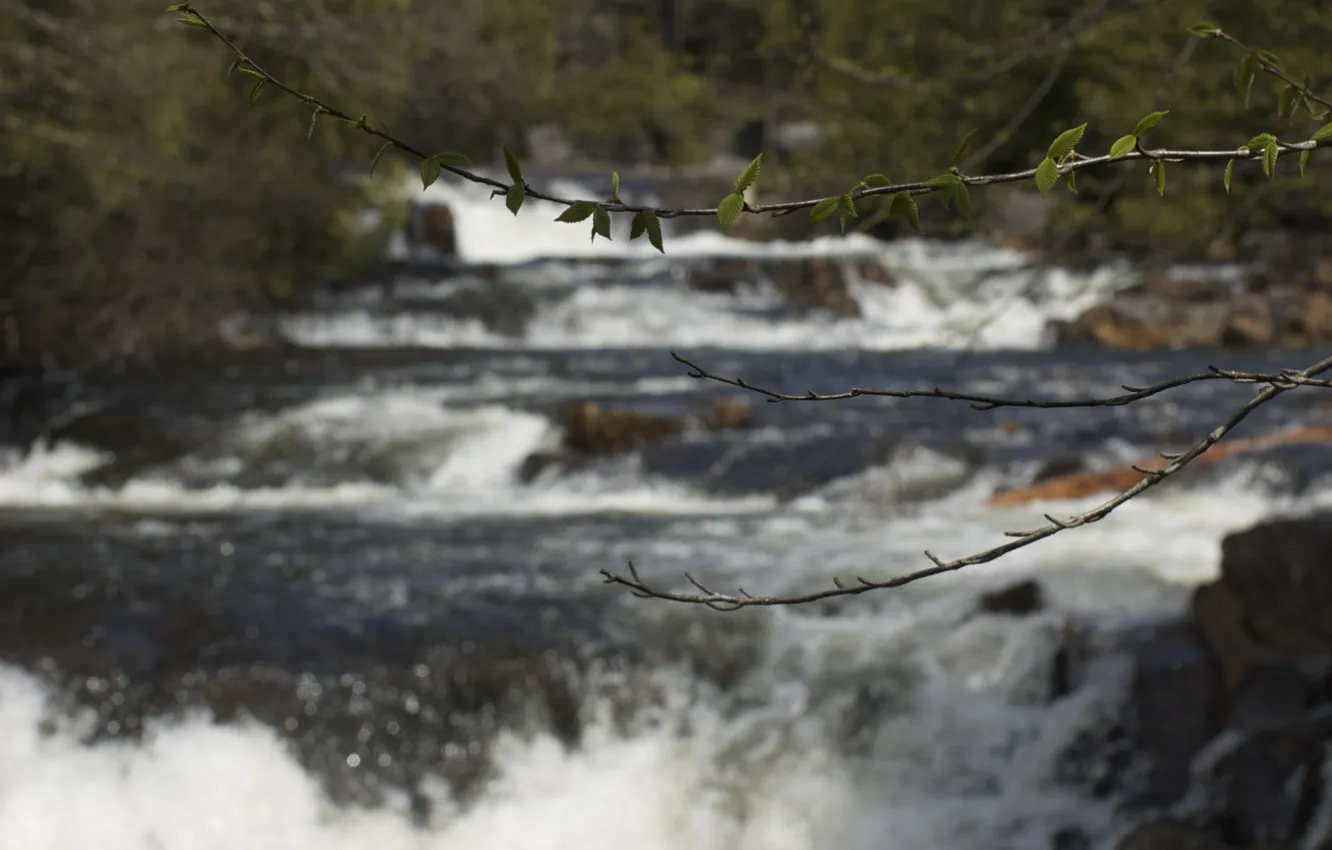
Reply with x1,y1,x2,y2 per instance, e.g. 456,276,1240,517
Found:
1,0,1329,368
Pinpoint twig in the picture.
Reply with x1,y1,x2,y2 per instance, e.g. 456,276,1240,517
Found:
601,353,1332,609
669,352,1332,410
172,3,1332,223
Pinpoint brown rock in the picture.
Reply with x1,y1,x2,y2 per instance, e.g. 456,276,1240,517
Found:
976,579,1045,617
687,257,862,318
698,397,751,431
1053,303,1175,350
1116,822,1237,850
852,256,896,286
1217,515,1332,655
1304,290,1332,341
408,202,457,255
558,401,686,456
1220,294,1276,348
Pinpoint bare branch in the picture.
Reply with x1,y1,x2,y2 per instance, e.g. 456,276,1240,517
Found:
669,352,1332,410
601,353,1332,608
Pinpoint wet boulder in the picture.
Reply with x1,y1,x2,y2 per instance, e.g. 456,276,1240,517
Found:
976,579,1046,617
405,201,457,256
685,255,895,318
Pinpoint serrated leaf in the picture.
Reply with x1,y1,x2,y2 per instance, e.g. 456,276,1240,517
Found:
640,211,665,253
591,206,611,242
503,146,523,183
1300,150,1311,177
1150,160,1166,196
950,129,979,168
839,194,857,218
889,193,921,234
1255,50,1283,72
1278,86,1299,117
862,173,892,188
954,183,973,217
808,197,839,224
556,201,599,223
1108,135,1137,159
610,171,620,202
369,142,392,175
1246,133,1276,153
1224,159,1235,194
734,154,763,194
1263,141,1279,179
1047,123,1087,160
1235,52,1258,100
1187,21,1221,36
420,157,441,189
1034,157,1059,194
1313,122,1332,143
839,210,853,234
923,173,960,189
505,182,525,216
717,193,746,227
1132,111,1169,136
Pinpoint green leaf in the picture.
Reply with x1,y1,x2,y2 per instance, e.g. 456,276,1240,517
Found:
1132,111,1169,136
556,201,599,223
431,152,472,167
176,14,207,27
1047,123,1087,161
369,142,392,175
503,146,523,183
838,194,857,219
1150,160,1166,196
888,193,921,233
591,206,611,242
1313,122,1332,143
248,79,265,105
923,173,960,189
1187,21,1221,36
1245,133,1276,153
632,211,665,253
610,171,621,202
420,157,441,189
862,173,892,188
505,182,525,216
1065,170,1077,195
1299,150,1311,178
954,183,973,217
1255,50,1284,72
808,197,839,223
734,154,763,194
1235,52,1258,100
839,210,853,234
166,3,192,10
1034,157,1060,194
1108,135,1137,160
1224,159,1235,194
717,193,746,227
1262,141,1279,179
1278,86,1299,117
237,67,264,80
949,129,978,168
307,109,320,139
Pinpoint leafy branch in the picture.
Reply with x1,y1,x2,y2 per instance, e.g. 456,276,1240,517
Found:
169,3,1332,254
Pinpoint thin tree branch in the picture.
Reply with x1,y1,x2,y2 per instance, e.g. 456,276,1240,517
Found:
601,353,1332,609
669,352,1332,410
171,4,1332,225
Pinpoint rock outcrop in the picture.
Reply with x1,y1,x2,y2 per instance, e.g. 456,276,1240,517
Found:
989,424,1332,508
685,255,895,318
518,397,753,483
1053,267,1332,351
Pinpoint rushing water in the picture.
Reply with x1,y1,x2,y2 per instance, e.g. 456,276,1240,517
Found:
4,177,1332,850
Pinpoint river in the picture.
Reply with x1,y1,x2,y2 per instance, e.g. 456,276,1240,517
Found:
3,177,1332,850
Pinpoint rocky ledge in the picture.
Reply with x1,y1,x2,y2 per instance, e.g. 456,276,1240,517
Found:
989,513,1332,849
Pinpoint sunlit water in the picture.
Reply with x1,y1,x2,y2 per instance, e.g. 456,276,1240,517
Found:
3,175,1332,850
